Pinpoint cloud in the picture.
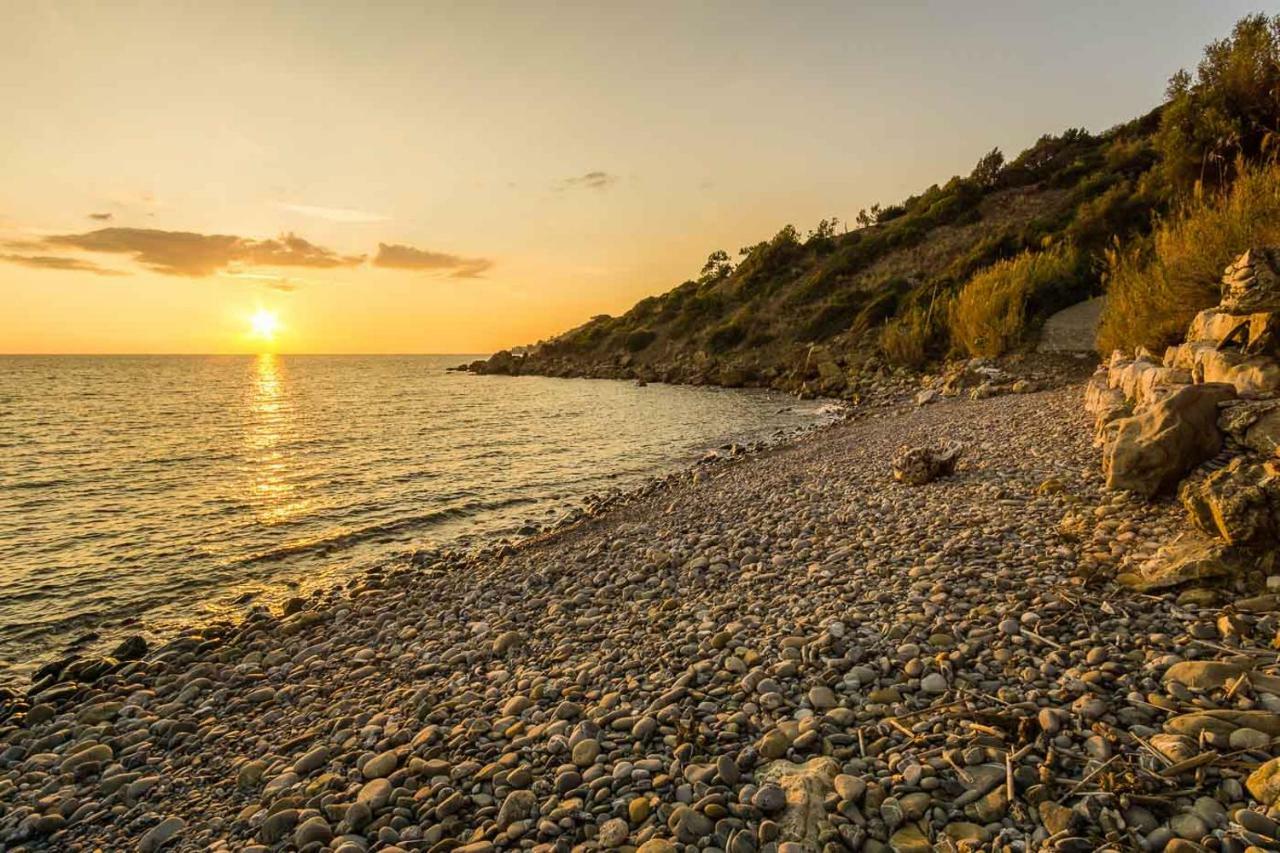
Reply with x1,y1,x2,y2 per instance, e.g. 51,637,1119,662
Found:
279,203,390,224
372,242,493,278
557,170,618,191
0,253,126,276
223,270,301,292
88,212,113,221
34,227,364,277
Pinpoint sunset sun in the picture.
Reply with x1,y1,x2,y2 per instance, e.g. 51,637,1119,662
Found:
249,308,280,341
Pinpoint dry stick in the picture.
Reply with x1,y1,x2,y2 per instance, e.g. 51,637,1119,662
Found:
1159,751,1217,777
1058,755,1120,804
1225,672,1250,701
1021,627,1064,651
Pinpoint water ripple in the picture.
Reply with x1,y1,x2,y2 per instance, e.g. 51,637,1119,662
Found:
0,354,824,683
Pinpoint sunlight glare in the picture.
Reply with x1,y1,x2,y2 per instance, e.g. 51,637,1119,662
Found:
249,308,281,341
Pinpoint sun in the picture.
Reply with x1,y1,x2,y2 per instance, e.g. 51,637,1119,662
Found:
249,308,281,341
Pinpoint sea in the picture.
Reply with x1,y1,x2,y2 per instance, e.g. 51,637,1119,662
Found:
0,354,831,684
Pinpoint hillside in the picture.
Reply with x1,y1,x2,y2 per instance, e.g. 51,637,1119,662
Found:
466,15,1280,397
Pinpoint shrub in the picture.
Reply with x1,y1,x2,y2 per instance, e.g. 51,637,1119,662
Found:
624,329,657,352
707,321,747,353
948,247,1083,358
880,304,936,368
1097,159,1280,354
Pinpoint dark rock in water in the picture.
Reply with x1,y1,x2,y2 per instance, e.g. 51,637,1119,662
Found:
68,632,99,647
110,634,148,661
233,591,257,604
281,596,307,616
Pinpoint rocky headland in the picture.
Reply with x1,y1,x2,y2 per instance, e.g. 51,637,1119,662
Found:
10,250,1280,852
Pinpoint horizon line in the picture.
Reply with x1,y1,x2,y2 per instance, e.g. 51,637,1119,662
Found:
0,352,495,357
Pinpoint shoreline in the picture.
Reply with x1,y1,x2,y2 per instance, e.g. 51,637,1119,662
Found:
0,377,844,692
3,377,1271,852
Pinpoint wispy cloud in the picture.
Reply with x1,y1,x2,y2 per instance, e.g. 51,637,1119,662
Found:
372,242,493,278
0,253,126,276
278,203,391,224
33,227,365,277
557,170,618,191
223,270,301,292
88,212,113,221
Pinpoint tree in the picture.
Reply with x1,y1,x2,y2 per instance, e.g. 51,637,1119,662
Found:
699,249,733,282
1157,14,1280,189
970,147,1004,188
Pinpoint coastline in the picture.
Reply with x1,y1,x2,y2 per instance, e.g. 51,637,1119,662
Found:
0,377,1266,851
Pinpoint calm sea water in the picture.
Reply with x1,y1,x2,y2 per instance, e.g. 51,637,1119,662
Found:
0,355,827,684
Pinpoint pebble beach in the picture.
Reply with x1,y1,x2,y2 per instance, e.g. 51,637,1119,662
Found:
2,379,1275,853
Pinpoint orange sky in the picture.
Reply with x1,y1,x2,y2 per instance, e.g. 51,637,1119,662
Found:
0,1,1259,353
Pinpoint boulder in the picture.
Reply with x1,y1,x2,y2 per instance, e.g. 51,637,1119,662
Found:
1102,383,1236,496
1117,531,1248,591
1179,456,1278,545
1195,347,1280,397
755,757,839,852
1221,247,1280,315
1084,372,1131,446
891,442,962,486
1220,399,1280,455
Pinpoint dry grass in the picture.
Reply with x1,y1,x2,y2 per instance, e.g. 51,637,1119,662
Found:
948,247,1079,358
1097,160,1280,355
879,304,934,367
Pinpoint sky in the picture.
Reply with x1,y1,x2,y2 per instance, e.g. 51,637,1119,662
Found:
0,0,1265,354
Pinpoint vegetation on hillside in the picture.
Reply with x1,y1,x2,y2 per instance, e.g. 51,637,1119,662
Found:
488,14,1280,393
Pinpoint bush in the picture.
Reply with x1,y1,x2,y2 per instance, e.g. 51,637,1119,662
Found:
1097,159,1280,354
948,247,1082,358
624,329,657,352
880,304,936,368
707,321,747,353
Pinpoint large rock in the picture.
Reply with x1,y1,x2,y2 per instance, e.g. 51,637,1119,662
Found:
1085,371,1132,446
755,757,839,852
1195,347,1280,397
891,442,962,486
1221,247,1280,315
1221,399,1280,455
1117,531,1248,591
1102,383,1236,496
1179,456,1278,545
1188,306,1280,354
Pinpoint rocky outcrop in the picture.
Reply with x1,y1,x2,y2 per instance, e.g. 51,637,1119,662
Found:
891,442,962,486
1096,248,1280,589
1180,456,1279,544
1101,383,1235,496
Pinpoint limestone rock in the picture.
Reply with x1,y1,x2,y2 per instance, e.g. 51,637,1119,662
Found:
1220,399,1280,455
1196,347,1280,396
756,757,839,852
892,441,962,486
1117,531,1247,591
1221,247,1280,315
1102,383,1236,496
1179,456,1278,545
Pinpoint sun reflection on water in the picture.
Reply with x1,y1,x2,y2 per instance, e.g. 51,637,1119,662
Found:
247,353,305,522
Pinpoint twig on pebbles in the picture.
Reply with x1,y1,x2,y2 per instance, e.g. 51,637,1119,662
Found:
1158,751,1217,777
1058,754,1120,803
